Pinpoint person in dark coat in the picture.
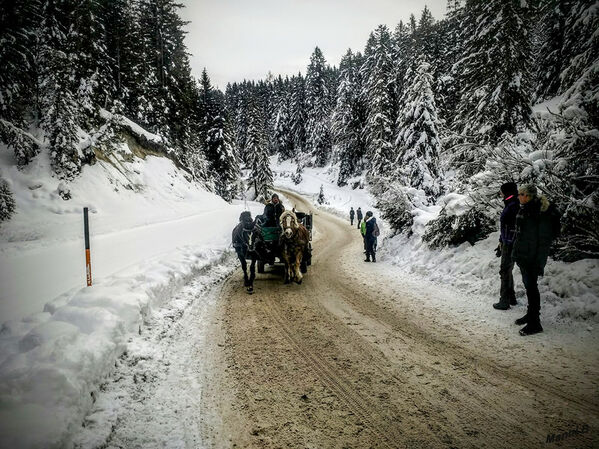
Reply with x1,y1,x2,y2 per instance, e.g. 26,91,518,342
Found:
349,207,355,225
262,193,285,227
364,211,377,262
356,207,363,229
511,184,561,336
493,182,520,310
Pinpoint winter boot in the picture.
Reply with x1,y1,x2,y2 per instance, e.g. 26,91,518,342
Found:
519,320,543,336
372,255,376,263
514,314,529,325
493,301,510,310
364,257,371,262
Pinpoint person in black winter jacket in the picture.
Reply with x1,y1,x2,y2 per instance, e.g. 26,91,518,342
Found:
262,193,285,227
349,207,355,225
356,207,363,229
493,182,520,310
511,184,561,336
364,211,377,262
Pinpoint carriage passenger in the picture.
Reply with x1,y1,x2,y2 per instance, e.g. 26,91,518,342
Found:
263,193,285,227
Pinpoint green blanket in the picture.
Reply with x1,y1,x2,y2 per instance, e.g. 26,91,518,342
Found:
261,227,281,242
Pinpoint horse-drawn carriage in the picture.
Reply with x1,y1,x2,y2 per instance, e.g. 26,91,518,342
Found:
232,209,313,293
255,211,313,274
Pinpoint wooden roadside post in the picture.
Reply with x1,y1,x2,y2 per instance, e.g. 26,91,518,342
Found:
84,207,92,286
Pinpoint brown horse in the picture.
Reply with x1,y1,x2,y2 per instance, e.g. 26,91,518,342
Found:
279,210,310,284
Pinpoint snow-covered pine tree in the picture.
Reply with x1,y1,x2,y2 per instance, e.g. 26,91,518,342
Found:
415,6,437,69
0,0,37,126
273,76,294,160
317,184,325,204
289,73,307,153
454,0,533,143
205,98,242,202
435,0,464,126
532,0,570,102
101,0,147,120
0,174,16,223
38,0,82,180
246,103,273,200
305,47,332,166
332,49,366,186
559,0,599,99
0,0,41,165
395,59,442,199
362,25,396,178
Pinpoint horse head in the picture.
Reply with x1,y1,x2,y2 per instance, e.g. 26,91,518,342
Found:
280,210,298,239
247,220,263,253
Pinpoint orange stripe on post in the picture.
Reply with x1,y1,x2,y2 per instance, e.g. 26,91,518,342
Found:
86,249,92,286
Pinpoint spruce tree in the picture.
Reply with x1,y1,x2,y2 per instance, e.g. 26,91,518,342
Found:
246,103,273,200
395,59,442,199
289,73,307,152
332,49,366,185
305,47,332,166
559,0,599,98
273,76,294,160
532,0,570,101
454,0,533,142
362,25,396,177
206,110,241,202
38,0,82,180
435,0,464,126
0,175,16,223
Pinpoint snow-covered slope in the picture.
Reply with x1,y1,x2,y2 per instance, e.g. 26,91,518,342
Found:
0,138,262,448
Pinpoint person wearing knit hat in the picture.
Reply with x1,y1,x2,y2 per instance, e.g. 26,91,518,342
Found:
493,182,520,310
511,183,561,336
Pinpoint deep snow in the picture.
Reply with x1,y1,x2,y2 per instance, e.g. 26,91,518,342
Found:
0,141,263,448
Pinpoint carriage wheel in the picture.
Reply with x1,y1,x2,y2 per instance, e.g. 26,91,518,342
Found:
257,260,265,273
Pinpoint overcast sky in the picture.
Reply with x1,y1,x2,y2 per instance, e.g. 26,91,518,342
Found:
179,0,447,90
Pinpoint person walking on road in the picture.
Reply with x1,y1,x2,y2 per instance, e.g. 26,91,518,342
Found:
350,207,355,226
364,211,378,262
356,207,363,229
511,184,561,336
493,182,519,310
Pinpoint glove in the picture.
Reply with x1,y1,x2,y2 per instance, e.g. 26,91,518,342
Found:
495,243,502,258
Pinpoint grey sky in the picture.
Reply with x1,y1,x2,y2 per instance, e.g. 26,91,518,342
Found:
180,0,447,90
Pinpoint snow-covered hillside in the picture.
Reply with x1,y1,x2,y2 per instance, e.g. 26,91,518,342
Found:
0,137,262,448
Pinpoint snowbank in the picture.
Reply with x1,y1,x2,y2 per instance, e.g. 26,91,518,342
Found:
0,140,263,448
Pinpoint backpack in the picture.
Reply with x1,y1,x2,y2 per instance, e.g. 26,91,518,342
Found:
374,222,380,237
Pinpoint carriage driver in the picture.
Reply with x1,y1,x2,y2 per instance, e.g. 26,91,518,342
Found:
262,193,285,227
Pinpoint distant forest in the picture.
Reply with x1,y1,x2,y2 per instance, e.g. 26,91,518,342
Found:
0,0,597,260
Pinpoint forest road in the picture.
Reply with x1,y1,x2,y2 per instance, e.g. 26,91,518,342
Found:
199,189,599,449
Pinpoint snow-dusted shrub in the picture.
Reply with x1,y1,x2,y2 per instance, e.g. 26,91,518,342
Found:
555,200,599,262
373,181,414,235
0,119,40,166
423,206,495,248
291,164,303,185
0,176,16,222
317,184,326,204
479,113,599,262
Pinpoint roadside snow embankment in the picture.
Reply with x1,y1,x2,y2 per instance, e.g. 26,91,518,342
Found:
271,158,599,325
0,141,262,448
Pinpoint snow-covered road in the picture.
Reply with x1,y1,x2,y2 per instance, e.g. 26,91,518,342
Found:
71,190,599,449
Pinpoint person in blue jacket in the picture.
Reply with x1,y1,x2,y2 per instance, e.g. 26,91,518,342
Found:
364,211,378,262
493,182,519,310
